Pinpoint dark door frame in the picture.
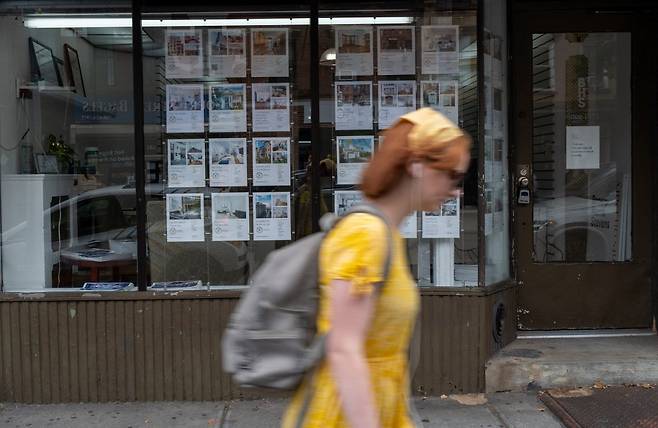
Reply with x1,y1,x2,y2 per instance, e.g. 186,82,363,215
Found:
509,3,658,329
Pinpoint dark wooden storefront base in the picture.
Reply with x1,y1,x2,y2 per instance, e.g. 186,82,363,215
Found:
0,285,516,403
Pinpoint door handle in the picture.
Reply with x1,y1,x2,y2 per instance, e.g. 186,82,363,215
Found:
516,166,531,205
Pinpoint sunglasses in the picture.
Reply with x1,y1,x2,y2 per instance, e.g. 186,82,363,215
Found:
449,170,466,185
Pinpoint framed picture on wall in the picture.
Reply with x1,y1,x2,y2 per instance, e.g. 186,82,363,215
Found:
28,37,62,86
34,154,59,174
64,43,86,96
53,57,66,87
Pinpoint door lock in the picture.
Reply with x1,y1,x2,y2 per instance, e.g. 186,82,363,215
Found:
516,166,531,205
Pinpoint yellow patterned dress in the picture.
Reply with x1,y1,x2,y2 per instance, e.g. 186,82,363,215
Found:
282,213,420,428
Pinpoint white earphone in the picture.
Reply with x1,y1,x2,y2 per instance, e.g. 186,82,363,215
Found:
411,162,423,179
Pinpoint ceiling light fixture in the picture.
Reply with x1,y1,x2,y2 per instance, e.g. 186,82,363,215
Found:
24,16,413,29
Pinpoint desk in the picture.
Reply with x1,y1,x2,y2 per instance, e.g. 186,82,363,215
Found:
61,249,135,282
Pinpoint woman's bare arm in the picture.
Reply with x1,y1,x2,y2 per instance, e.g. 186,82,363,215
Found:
326,279,380,428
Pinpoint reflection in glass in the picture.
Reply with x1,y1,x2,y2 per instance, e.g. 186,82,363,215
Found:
531,33,631,262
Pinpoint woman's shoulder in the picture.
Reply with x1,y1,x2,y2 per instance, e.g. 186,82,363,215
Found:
320,213,390,294
325,213,388,249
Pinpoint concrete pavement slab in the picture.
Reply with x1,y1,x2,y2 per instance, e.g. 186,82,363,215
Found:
413,396,503,428
486,392,564,428
0,392,565,427
0,401,224,428
222,398,285,428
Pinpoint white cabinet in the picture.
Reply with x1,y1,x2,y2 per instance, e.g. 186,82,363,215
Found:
1,174,75,290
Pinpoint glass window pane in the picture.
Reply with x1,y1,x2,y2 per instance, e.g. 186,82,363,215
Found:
531,32,631,263
318,4,479,287
141,9,311,288
0,4,137,291
483,0,510,285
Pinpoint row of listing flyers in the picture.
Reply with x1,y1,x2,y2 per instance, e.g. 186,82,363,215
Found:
168,137,290,187
166,192,291,242
335,80,458,130
165,191,459,242
166,83,290,134
166,29,288,78
334,191,417,238
334,81,416,130
335,25,459,77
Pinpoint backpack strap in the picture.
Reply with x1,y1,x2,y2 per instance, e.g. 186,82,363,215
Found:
319,202,395,285
343,203,394,285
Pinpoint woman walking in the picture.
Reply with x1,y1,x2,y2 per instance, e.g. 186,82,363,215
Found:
282,108,471,428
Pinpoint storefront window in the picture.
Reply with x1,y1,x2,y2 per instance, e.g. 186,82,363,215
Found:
0,3,137,291
0,1,485,292
483,0,510,285
319,3,479,287
141,6,311,288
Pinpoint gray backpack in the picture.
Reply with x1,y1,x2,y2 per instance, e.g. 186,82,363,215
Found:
221,204,392,390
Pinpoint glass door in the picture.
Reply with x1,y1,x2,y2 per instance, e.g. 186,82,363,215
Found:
512,13,652,329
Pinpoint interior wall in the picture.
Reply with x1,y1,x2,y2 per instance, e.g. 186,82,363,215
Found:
0,16,30,175
0,17,135,176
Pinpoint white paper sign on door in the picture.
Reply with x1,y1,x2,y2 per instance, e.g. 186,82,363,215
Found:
167,139,206,188
335,82,373,130
166,193,205,242
422,197,460,238
336,136,374,185
566,126,600,170
209,84,247,133
253,192,291,241
253,137,291,186
252,83,290,132
251,28,289,77
166,84,205,133
165,30,203,78
335,27,373,77
208,28,246,78
378,81,417,129
209,138,247,187
211,192,250,241
421,25,460,75
377,26,416,76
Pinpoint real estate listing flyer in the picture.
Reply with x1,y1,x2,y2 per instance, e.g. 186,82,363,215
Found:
378,80,417,129
251,28,289,77
166,84,205,133
209,138,247,187
377,26,416,75
420,80,459,124
208,28,247,78
335,26,373,76
335,81,373,130
166,193,205,242
252,83,290,132
211,192,250,241
209,84,247,133
421,25,460,75
165,29,203,78
253,192,291,241
422,197,460,238
167,139,206,188
252,137,291,186
336,136,374,185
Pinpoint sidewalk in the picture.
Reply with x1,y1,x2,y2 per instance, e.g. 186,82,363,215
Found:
0,392,563,427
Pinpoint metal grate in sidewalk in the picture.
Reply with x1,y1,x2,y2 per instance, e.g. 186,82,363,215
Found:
539,385,658,428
